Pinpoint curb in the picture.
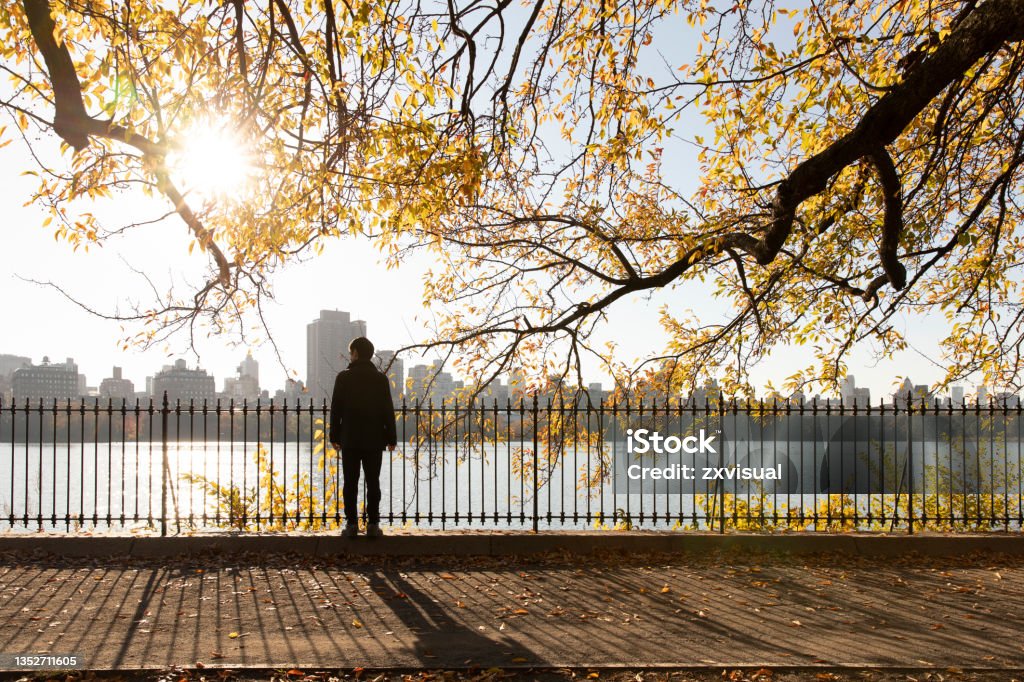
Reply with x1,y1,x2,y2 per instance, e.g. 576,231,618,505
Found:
0,531,1021,558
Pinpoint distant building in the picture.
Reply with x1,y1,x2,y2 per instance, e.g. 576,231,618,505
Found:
508,369,529,402
306,310,366,405
893,378,932,407
992,391,1020,408
406,360,457,404
430,360,457,403
238,351,258,387
99,367,135,401
840,375,871,406
685,379,720,407
892,378,914,406
0,354,31,378
374,350,404,399
12,356,80,401
223,351,260,401
482,378,509,405
280,378,310,405
152,359,215,404
407,364,430,403
950,385,965,406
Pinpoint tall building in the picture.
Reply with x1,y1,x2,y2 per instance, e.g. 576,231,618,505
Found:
993,391,1020,408
405,361,458,403
374,350,404,399
306,310,367,405
223,351,260,401
99,366,135,401
482,377,509,405
430,360,457,403
892,377,915,407
583,382,606,406
12,357,80,401
950,385,965,405
840,375,871,406
152,359,216,404
0,354,30,403
406,363,431,403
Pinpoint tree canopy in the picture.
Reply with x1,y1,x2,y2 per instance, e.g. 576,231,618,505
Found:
2,0,1024,396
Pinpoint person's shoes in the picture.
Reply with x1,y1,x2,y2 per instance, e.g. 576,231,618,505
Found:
366,523,383,538
343,522,359,538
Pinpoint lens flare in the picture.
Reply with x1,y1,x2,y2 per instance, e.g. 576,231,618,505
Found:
167,120,254,202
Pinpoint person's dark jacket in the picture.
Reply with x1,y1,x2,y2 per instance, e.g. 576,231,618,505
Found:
329,359,398,452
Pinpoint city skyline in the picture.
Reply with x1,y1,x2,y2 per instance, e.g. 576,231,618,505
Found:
0,339,1013,407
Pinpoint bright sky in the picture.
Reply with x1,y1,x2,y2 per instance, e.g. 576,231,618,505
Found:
0,16,979,401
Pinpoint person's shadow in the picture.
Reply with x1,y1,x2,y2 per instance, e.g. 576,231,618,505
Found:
367,568,536,668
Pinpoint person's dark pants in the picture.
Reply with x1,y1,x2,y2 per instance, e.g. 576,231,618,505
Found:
341,448,383,524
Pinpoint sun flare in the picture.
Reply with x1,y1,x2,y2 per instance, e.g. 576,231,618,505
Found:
168,120,255,202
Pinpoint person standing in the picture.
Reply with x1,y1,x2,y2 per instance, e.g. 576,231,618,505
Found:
329,336,398,538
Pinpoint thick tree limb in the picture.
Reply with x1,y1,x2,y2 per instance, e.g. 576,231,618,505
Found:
516,0,1024,338
751,0,1024,266
868,146,907,290
22,0,90,150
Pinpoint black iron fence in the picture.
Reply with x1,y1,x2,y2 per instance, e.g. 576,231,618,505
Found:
1,393,1022,534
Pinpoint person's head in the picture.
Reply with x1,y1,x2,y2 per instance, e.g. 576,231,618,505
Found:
349,336,374,362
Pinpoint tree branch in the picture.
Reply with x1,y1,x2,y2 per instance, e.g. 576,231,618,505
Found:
868,145,907,290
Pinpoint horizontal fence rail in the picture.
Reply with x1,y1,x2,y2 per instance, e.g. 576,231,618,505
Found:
0,393,1022,534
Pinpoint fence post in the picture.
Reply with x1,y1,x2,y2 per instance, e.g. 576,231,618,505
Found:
160,391,169,537
719,393,726,534
532,393,539,533
907,391,914,535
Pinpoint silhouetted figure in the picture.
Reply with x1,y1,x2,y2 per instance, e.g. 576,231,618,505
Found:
329,336,398,538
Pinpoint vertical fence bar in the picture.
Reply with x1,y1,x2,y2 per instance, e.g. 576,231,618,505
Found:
718,394,726,533
187,399,194,528
401,398,408,526
160,391,168,537
907,392,914,534
51,399,57,529
532,393,539,532
454,397,459,525
34,399,42,529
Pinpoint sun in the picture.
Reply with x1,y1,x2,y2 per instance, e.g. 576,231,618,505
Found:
167,119,255,203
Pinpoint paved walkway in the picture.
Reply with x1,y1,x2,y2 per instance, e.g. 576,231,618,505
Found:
1,546,1023,671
